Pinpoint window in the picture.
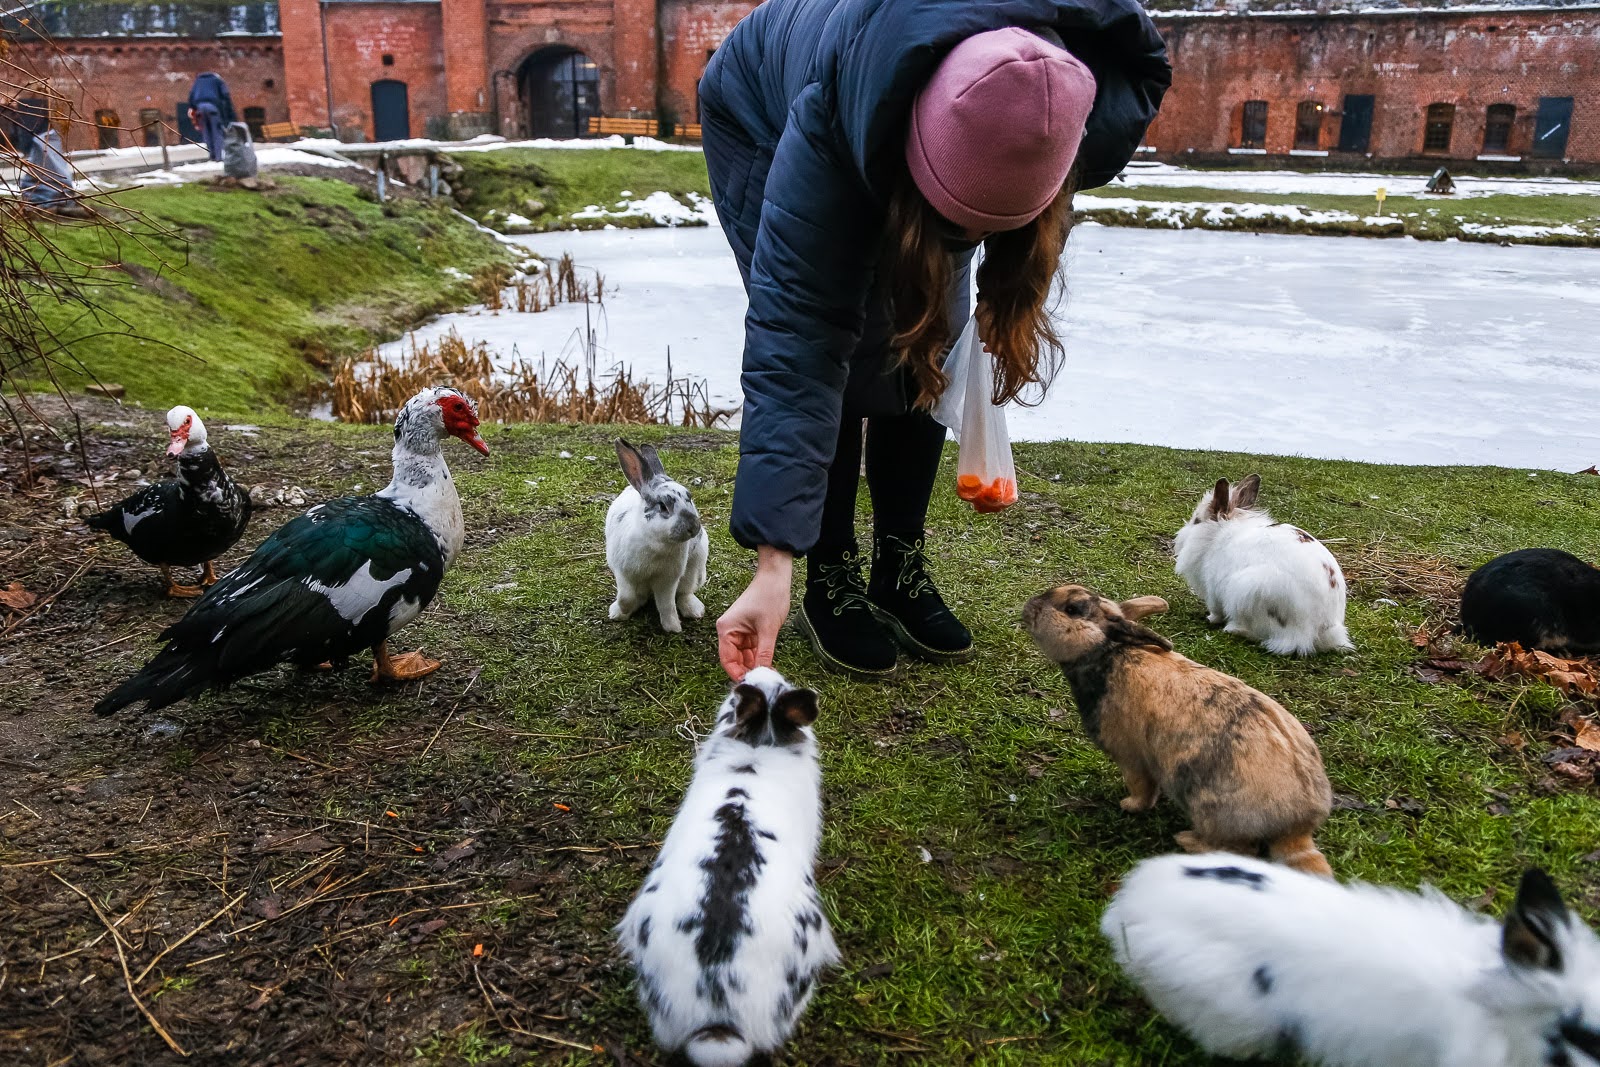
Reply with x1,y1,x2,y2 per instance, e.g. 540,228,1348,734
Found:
1240,100,1268,149
1294,101,1324,150
381,53,395,67
139,107,161,147
243,106,266,140
94,109,120,150
1423,102,1455,154
1483,103,1515,154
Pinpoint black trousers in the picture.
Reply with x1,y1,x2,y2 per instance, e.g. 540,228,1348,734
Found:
814,408,949,556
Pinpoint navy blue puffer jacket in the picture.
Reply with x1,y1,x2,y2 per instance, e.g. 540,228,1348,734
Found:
700,0,1169,555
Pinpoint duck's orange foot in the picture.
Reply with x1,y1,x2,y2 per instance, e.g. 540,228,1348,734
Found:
202,561,221,586
371,645,442,683
160,566,203,598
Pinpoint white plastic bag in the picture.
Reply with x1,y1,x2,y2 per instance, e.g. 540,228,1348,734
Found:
932,316,1018,513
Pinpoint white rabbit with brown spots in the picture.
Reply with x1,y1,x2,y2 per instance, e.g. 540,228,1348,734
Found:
617,668,838,1067
1174,474,1352,657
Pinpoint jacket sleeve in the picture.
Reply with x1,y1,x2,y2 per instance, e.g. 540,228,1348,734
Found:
730,82,876,556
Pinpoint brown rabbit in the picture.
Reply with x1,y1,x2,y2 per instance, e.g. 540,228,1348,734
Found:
1023,584,1333,876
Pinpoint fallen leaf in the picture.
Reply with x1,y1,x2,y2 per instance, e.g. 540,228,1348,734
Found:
1479,642,1600,699
859,962,894,981
1408,627,1432,649
472,943,484,957
432,837,478,871
1384,796,1427,817
0,582,37,613
1497,731,1526,751
414,918,449,937
1551,761,1596,785
250,894,283,920
1577,466,1599,475
1486,800,1512,816
1331,793,1377,812
1424,659,1475,673
1574,717,1600,753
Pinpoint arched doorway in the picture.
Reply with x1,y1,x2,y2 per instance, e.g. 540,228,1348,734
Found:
519,48,600,138
371,80,410,142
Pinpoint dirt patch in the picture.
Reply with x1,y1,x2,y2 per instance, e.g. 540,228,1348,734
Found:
0,399,648,1064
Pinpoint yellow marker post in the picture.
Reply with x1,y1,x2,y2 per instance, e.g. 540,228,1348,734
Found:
1375,186,1387,214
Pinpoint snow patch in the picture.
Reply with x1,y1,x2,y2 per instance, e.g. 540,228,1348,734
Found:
1108,162,1600,199
570,191,717,226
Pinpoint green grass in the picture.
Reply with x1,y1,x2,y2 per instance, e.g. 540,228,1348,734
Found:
16,176,511,411
366,422,1600,1064
446,147,711,231
1079,184,1600,244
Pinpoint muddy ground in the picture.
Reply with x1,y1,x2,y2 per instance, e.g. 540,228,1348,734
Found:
0,399,655,1066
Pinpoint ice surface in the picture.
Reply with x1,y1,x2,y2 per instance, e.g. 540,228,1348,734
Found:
385,224,1600,471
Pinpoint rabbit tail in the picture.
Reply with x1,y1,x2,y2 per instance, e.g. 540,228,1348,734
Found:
685,1023,755,1067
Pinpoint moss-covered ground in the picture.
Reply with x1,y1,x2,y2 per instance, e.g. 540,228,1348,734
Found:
446,147,712,232
13,176,511,411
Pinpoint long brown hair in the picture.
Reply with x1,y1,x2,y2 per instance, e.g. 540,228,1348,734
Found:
884,171,1079,408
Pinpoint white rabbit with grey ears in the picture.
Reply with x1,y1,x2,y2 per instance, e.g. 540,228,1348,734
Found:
1102,852,1600,1066
605,438,709,633
617,667,839,1067
1174,474,1353,657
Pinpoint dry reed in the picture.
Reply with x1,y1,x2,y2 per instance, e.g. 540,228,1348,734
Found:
331,330,734,428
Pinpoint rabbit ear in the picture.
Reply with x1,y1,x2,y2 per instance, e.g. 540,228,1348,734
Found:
773,688,819,728
637,444,666,482
1119,596,1169,621
616,439,647,491
1232,474,1261,511
1209,479,1231,519
1503,868,1570,972
732,684,769,729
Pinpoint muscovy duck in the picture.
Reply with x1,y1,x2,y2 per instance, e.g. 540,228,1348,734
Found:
87,406,252,597
92,387,489,716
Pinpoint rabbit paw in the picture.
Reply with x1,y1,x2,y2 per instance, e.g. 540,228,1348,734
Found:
1120,794,1159,813
678,594,705,620
1174,830,1211,853
609,600,629,621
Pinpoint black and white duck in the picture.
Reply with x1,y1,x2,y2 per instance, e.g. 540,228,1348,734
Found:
87,405,252,597
93,387,489,716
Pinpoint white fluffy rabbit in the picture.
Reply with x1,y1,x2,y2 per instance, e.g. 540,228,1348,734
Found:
1102,852,1600,1067
606,438,710,633
617,668,839,1067
1173,474,1353,656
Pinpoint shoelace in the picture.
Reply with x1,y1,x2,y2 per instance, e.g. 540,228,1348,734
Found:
815,553,873,617
883,538,939,600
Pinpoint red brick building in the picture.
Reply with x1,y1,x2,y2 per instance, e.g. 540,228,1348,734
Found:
1145,5,1600,168
8,0,1599,168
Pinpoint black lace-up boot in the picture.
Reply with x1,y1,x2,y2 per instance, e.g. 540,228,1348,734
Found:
795,546,899,679
867,533,974,663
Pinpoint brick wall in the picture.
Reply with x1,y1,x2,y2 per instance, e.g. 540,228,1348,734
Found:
321,3,448,140
18,39,287,152
486,0,615,137
1148,9,1600,166
659,0,754,124
441,0,492,134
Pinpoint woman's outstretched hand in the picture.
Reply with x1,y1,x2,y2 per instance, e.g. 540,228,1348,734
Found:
717,546,794,680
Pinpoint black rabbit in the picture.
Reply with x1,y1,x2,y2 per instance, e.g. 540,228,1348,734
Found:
1460,548,1600,655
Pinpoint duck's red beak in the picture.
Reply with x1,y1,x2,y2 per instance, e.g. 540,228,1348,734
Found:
459,429,490,456
166,416,193,457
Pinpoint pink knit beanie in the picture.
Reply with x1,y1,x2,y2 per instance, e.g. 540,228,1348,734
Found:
906,28,1098,233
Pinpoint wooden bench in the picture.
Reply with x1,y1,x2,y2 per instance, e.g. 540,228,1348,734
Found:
259,121,298,142
586,116,658,139
672,123,703,140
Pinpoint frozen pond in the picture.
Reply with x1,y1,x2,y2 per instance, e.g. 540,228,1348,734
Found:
390,224,1600,471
